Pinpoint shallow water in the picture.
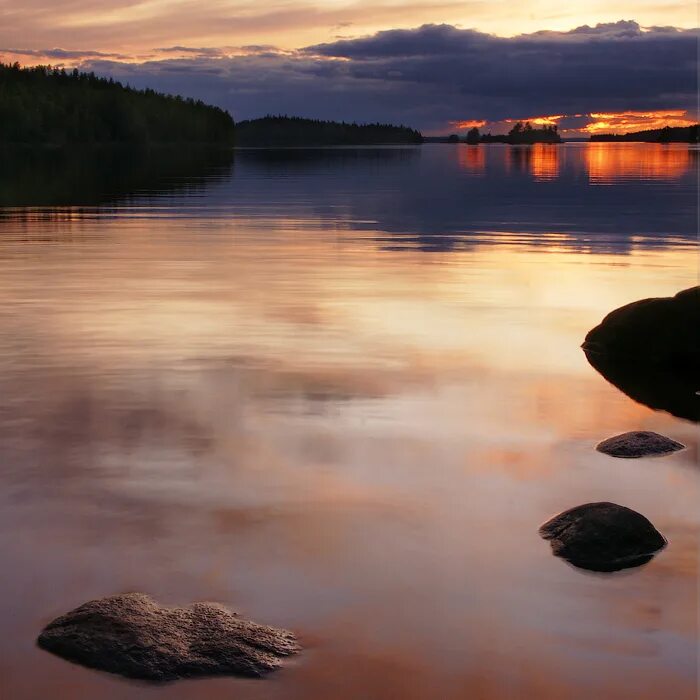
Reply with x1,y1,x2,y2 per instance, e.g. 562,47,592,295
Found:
0,143,697,699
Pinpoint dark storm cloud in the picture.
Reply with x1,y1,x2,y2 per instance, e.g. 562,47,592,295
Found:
77,21,696,131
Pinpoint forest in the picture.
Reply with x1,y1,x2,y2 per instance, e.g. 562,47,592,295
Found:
235,116,423,146
0,63,235,145
590,125,699,143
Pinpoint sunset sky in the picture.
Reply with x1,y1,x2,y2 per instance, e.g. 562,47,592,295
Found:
1,1,697,134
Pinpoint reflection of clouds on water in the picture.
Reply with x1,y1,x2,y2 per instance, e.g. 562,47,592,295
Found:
1,144,696,254
229,144,697,253
0,142,697,700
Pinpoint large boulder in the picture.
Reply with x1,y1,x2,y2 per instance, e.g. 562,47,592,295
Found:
583,286,700,422
596,431,685,458
37,593,300,682
539,502,666,572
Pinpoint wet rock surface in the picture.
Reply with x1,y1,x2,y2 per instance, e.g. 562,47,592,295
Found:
583,286,700,422
596,431,685,458
37,593,300,682
540,502,666,572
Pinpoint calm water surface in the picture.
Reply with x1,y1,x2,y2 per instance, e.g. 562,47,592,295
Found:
0,143,697,699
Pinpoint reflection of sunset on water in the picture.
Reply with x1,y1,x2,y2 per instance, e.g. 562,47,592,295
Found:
454,142,694,184
530,144,559,180
0,145,697,700
457,145,485,173
502,143,559,180
585,143,692,182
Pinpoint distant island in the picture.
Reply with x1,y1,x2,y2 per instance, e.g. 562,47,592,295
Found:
430,122,562,145
0,63,235,145
590,124,699,143
235,116,423,147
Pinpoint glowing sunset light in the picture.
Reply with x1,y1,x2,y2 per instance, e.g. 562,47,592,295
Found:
450,110,697,138
531,115,563,126
501,115,563,126
450,120,487,130
584,110,697,134
503,115,562,125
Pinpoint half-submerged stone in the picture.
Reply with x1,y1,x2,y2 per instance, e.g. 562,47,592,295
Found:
37,593,300,682
596,431,685,458
583,286,700,423
539,502,666,572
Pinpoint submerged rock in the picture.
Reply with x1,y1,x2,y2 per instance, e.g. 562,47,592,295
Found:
539,502,666,572
37,593,300,682
596,431,685,458
583,286,700,422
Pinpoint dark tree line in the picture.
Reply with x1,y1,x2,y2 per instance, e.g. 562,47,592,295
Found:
450,122,562,145
0,63,235,145
235,115,423,146
478,122,562,144
591,125,699,143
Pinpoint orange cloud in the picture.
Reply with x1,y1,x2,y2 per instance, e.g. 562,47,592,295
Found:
530,115,563,126
449,120,487,129
503,115,563,125
584,110,697,134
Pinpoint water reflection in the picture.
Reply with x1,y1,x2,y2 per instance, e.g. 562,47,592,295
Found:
584,350,700,424
530,144,560,181
0,144,698,700
0,146,234,210
233,143,697,251
0,144,696,254
585,143,693,183
504,143,560,181
457,145,486,174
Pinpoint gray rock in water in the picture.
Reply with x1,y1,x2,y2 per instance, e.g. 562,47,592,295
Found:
37,593,300,682
539,502,666,572
596,431,685,458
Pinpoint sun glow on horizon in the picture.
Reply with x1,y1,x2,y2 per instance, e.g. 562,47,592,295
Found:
584,110,697,134
450,111,697,137
450,120,488,130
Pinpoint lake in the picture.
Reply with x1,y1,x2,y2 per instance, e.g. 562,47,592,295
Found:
0,142,697,699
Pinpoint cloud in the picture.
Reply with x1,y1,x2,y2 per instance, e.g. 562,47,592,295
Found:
301,22,697,122
0,47,128,60
11,21,698,132
155,46,228,56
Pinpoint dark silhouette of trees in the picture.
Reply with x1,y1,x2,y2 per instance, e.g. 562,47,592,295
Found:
477,123,561,144
591,124,699,143
0,62,235,145
235,115,423,146
506,121,561,144
465,127,480,144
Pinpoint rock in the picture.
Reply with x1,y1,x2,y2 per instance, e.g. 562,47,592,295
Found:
583,286,700,422
539,502,666,572
583,286,700,364
37,593,300,682
596,431,685,458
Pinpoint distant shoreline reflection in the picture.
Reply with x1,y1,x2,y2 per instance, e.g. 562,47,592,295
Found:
1,143,696,256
